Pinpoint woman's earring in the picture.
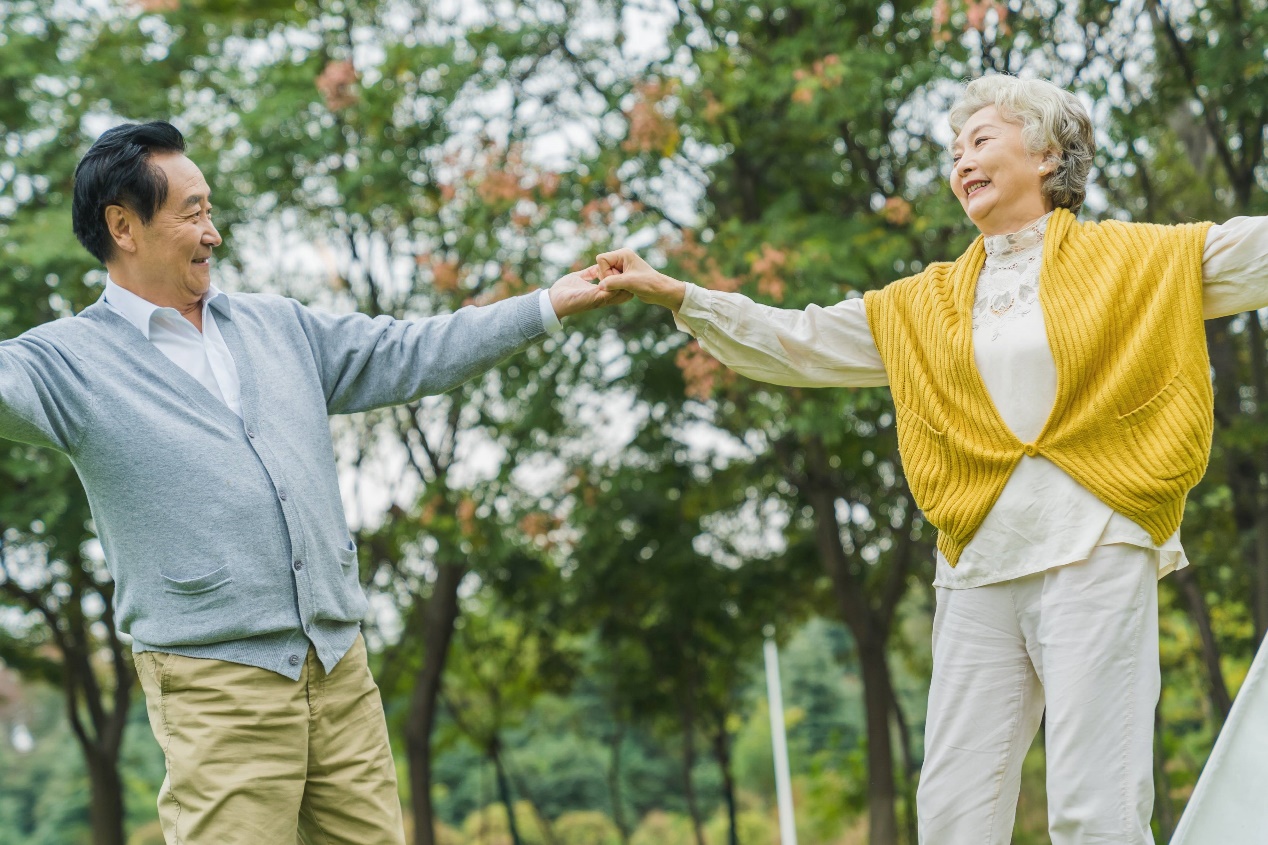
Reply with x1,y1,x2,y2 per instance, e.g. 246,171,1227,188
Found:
1038,165,1047,173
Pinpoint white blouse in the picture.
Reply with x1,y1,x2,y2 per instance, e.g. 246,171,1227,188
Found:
673,215,1268,589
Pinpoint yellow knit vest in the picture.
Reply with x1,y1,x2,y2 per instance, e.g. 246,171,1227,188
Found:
864,208,1214,565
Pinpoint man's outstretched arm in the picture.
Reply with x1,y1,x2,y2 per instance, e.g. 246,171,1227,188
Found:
0,328,97,454
299,267,630,415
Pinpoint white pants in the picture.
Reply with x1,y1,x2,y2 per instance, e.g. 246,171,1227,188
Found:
918,544,1159,845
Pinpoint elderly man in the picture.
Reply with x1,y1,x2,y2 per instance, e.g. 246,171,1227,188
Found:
0,120,621,844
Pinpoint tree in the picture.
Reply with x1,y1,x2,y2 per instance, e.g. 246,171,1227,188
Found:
0,6,159,842
563,405,820,845
576,2,962,839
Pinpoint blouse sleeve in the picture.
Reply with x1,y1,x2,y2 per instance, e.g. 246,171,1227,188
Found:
672,283,888,388
1203,216,1268,319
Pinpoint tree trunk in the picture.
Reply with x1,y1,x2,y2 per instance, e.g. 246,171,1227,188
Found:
890,681,919,845
1256,497,1268,644
59,581,133,845
1153,700,1175,841
711,725,739,845
608,720,630,843
1248,316,1268,643
804,483,901,845
1172,568,1233,722
679,701,707,845
85,746,127,845
857,632,900,845
406,561,467,845
492,742,523,845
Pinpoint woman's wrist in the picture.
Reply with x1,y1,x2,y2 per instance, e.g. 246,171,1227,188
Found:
660,275,687,312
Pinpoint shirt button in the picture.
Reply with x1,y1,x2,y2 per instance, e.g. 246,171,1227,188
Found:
288,654,301,667
293,559,304,571
247,429,256,439
1023,443,1038,457
278,489,288,501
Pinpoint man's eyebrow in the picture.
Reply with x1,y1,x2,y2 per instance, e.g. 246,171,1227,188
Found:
180,194,210,209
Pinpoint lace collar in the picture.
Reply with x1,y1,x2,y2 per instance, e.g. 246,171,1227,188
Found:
983,211,1053,260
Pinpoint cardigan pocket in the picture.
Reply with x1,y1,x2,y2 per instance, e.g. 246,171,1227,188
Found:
162,563,234,595
336,537,358,570
306,539,367,624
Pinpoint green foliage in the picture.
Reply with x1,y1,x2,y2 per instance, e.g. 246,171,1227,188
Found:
553,810,623,845
460,801,551,845
1,1,1266,844
629,810,697,845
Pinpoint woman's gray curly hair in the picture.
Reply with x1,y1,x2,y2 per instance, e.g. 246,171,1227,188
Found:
949,75,1095,213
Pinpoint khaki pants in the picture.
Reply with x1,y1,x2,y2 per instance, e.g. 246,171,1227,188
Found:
134,635,406,845
917,544,1159,844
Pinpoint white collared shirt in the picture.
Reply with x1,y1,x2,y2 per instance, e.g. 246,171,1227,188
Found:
103,278,243,418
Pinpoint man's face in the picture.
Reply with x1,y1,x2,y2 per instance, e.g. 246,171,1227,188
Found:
127,152,221,298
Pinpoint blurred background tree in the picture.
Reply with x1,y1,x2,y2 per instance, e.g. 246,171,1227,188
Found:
0,1,1265,844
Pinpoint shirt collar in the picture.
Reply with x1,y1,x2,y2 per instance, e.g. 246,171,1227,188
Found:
103,276,228,338
983,211,1053,260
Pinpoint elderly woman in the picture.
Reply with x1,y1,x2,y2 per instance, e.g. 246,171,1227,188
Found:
595,74,1268,843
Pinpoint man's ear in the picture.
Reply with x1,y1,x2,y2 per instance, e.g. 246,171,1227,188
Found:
104,205,138,255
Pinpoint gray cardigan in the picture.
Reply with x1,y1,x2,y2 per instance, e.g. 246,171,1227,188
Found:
0,289,546,678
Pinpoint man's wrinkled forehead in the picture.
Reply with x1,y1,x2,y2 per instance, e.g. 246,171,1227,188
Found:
154,153,212,211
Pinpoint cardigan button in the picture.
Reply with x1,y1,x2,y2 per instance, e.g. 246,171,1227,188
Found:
1023,443,1039,457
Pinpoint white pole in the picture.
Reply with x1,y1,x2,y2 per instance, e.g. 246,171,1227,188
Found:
764,633,798,845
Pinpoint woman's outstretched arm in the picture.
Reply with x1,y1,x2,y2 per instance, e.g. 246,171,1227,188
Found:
596,247,887,388
1203,216,1268,318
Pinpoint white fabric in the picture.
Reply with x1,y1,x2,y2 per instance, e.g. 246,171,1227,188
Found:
1170,634,1268,843
539,286,563,333
103,278,243,418
673,215,1268,589
918,544,1160,845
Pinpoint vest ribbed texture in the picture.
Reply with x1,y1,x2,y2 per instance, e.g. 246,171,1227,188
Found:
865,208,1214,565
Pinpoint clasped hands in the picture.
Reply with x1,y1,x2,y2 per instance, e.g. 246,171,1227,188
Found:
547,248,686,319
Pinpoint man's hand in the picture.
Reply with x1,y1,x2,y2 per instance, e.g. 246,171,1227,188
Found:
548,265,633,319
595,248,686,311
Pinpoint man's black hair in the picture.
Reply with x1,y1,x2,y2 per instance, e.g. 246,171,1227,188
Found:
71,121,187,264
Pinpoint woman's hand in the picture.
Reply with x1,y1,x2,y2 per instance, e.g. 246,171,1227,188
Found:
548,265,633,318
595,248,686,311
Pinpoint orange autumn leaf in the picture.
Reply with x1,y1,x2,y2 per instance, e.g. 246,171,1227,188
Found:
316,60,359,111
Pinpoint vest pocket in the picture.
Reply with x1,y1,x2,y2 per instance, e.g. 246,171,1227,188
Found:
1116,375,1209,488
894,398,946,438
1118,370,1180,428
894,398,949,515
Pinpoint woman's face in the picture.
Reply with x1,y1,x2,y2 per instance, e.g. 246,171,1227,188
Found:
950,106,1055,236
